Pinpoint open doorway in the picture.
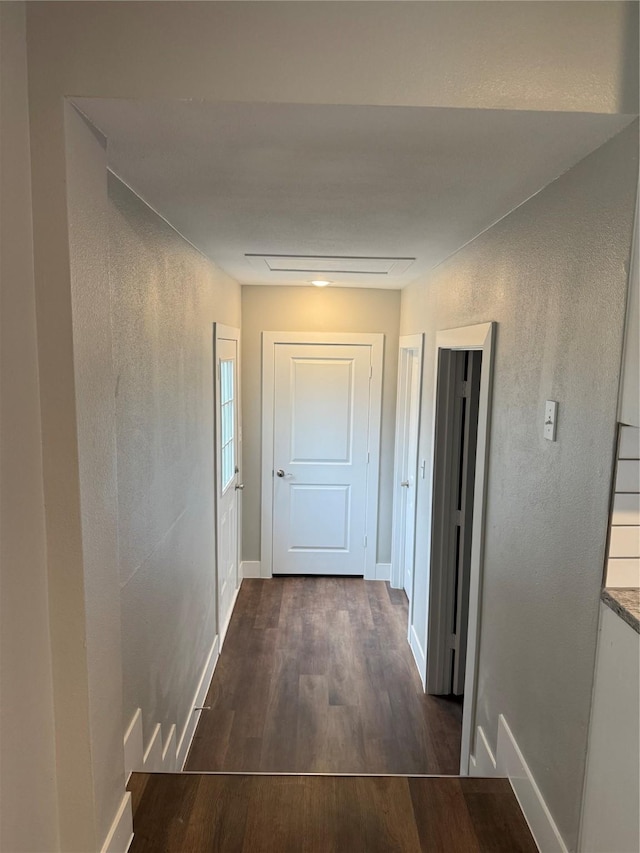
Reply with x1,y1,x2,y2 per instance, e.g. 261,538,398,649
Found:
426,347,482,698
185,326,463,777
422,322,495,774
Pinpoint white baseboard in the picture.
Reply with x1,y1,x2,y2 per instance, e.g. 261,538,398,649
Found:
161,723,177,772
220,582,242,650
470,725,498,777
176,634,219,770
142,722,163,773
123,708,143,782
497,714,568,853
375,562,391,581
241,560,261,578
409,624,426,689
125,710,177,777
100,792,133,853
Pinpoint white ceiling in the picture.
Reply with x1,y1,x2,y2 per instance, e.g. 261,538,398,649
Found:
73,99,632,289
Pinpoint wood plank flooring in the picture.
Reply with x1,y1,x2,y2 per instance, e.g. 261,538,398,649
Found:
186,578,462,775
128,773,538,853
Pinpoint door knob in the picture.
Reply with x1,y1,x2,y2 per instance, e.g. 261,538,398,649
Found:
276,469,285,478
400,480,410,487
235,483,244,490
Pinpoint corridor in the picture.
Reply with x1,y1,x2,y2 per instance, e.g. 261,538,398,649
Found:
185,578,462,775
129,578,536,850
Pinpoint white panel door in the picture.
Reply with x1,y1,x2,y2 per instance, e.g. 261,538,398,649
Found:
216,333,240,643
402,348,421,596
391,334,423,598
272,343,372,575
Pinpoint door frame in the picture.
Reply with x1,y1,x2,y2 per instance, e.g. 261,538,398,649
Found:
390,333,424,592
260,331,384,580
422,322,495,775
213,323,242,647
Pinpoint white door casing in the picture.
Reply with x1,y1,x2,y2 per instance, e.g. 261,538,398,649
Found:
390,334,424,597
214,324,241,647
261,332,383,580
408,321,495,776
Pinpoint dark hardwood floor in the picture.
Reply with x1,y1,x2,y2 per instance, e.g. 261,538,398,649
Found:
128,773,537,853
185,578,463,774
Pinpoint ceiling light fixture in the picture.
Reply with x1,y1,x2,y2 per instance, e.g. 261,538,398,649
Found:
311,279,331,287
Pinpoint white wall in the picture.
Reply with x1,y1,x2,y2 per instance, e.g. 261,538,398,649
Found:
61,132,242,848
25,1,638,113
0,5,59,851
241,285,400,565
580,604,640,853
401,125,638,850
108,174,241,748
65,104,126,852
619,191,639,428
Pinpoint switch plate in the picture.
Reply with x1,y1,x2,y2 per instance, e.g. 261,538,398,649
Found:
544,400,558,441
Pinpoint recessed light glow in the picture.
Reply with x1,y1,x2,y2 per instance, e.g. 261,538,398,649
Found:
311,279,331,287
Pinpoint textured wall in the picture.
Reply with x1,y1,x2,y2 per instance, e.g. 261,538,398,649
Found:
108,175,241,746
241,285,400,565
619,191,639,427
66,105,125,850
400,124,639,849
0,5,59,851
26,2,638,113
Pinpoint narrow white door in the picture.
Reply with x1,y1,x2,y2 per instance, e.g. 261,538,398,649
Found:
215,328,240,644
402,349,421,597
272,343,372,575
391,335,424,600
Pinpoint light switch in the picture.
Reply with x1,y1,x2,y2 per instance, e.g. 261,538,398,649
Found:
544,400,558,441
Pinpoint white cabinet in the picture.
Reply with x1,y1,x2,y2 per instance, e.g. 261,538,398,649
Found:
580,603,640,852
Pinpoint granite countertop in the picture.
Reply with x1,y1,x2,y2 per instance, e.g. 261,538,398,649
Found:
602,587,640,634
